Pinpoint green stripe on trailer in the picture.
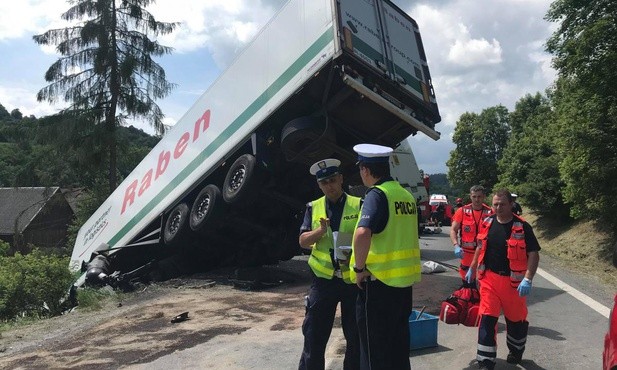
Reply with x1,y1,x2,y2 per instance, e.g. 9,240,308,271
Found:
107,28,334,247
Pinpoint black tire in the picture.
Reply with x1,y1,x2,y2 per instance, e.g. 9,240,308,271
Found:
163,203,190,246
222,154,260,204
281,116,335,162
190,184,225,234
278,232,302,261
272,219,303,261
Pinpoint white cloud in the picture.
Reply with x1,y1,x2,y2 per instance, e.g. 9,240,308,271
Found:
0,0,67,40
388,0,556,172
447,31,502,67
0,85,60,118
3,0,282,69
149,0,283,68
0,0,558,174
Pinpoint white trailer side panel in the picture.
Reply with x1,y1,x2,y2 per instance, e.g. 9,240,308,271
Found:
338,0,436,105
380,2,435,103
70,0,336,271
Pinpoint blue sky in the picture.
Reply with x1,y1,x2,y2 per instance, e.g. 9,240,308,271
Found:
0,0,557,174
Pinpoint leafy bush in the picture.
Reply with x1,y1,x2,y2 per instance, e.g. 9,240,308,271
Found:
76,287,120,311
0,249,73,321
0,240,10,257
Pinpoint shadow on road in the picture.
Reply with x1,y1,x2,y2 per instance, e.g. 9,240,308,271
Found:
410,344,454,356
460,358,549,370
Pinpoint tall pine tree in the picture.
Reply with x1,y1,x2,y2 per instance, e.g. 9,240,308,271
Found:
33,0,177,192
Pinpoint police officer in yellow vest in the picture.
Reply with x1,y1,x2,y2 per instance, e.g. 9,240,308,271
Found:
350,144,421,370
298,158,362,370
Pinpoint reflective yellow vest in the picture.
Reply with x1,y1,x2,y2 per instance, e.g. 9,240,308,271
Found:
350,181,421,287
308,194,361,283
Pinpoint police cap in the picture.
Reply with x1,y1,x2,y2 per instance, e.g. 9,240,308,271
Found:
309,158,341,181
353,143,392,164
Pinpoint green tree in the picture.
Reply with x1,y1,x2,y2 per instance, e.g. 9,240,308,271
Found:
546,0,617,228
496,93,569,218
427,173,458,199
447,105,510,193
10,109,23,120
0,104,10,121
0,110,159,189
0,250,73,320
33,0,177,193
551,79,617,223
546,0,617,95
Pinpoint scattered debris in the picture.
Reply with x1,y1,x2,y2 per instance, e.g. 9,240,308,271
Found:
171,312,189,323
421,261,447,274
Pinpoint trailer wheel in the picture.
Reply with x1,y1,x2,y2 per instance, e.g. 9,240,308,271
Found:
190,184,224,234
281,116,335,162
163,203,190,246
277,231,302,261
222,154,260,204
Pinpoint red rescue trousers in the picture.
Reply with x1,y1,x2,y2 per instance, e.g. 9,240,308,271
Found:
477,271,529,364
478,270,527,321
458,248,475,281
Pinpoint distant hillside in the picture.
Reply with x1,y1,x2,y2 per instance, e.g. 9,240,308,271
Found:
427,173,460,200
0,102,159,189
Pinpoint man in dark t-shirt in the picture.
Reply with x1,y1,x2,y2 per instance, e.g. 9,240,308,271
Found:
469,189,540,370
482,218,540,275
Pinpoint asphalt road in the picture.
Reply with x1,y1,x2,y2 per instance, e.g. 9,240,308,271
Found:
130,227,614,369
1,227,613,369
412,227,614,370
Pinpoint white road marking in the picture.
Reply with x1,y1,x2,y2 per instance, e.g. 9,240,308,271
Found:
536,267,611,318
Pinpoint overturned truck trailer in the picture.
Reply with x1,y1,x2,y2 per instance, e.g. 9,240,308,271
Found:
71,0,441,283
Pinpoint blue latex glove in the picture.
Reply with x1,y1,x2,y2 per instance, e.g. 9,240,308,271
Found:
465,268,474,283
454,244,463,259
517,278,532,296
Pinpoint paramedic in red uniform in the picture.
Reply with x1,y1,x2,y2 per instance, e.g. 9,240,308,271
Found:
450,185,493,284
468,189,540,370
454,197,464,212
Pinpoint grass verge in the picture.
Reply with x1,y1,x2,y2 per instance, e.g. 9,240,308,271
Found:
525,211,617,287
76,287,125,311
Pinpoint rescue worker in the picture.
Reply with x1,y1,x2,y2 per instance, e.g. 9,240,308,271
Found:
450,185,493,284
350,143,421,370
454,197,464,212
511,193,523,215
467,189,540,369
298,158,361,370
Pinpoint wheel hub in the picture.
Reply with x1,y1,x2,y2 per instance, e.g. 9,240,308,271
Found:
229,166,246,191
196,196,211,219
169,212,181,234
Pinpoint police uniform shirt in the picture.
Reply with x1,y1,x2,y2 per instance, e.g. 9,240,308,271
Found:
484,218,541,274
300,193,349,234
355,177,393,234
